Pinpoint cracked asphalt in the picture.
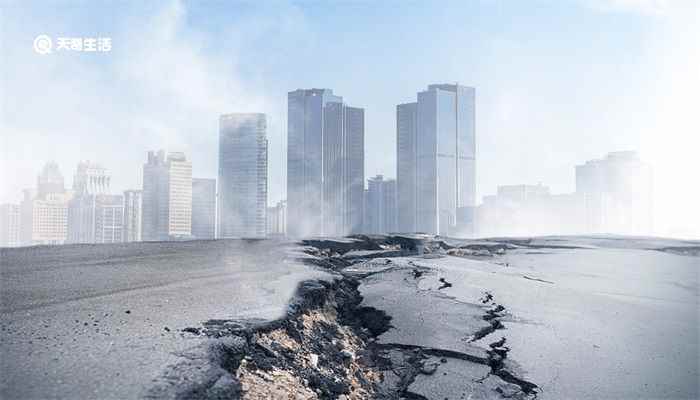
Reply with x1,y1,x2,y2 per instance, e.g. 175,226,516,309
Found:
0,240,330,399
354,236,699,399
1,235,698,399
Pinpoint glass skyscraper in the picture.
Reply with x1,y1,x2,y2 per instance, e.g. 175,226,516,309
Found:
397,102,418,233
218,113,268,238
397,84,476,236
287,89,364,238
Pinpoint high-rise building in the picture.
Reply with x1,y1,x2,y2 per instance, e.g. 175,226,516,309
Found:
67,162,123,244
37,161,66,198
266,200,287,238
192,178,216,240
323,102,365,236
141,150,193,241
68,195,124,244
123,190,142,242
288,89,340,238
218,114,268,238
20,191,72,246
0,204,21,247
93,195,123,243
72,162,110,196
364,175,398,234
287,88,364,238
20,163,71,245
397,84,476,236
576,151,652,234
397,102,418,234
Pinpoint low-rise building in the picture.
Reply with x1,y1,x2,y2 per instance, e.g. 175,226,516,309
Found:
20,163,72,245
266,201,287,238
364,175,398,234
0,204,21,247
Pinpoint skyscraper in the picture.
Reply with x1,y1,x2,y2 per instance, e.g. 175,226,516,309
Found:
67,162,123,244
192,178,216,240
576,151,652,234
93,195,124,243
141,150,193,241
364,175,398,234
322,103,365,236
287,88,364,238
20,162,71,245
218,114,268,238
72,162,110,195
36,161,66,198
397,102,418,233
123,190,142,242
397,84,476,236
0,204,21,247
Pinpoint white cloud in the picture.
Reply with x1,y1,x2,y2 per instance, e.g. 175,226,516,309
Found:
0,0,309,205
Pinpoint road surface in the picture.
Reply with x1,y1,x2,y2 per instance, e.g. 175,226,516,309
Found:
1,239,329,399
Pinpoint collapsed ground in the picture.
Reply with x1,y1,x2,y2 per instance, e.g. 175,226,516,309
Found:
149,235,540,400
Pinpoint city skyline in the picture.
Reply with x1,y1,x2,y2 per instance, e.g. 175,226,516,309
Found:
0,84,670,243
1,3,697,399
0,139,656,246
1,0,699,239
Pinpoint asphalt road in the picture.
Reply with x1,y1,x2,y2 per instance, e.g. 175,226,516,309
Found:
1,236,698,400
0,240,330,399
353,236,699,399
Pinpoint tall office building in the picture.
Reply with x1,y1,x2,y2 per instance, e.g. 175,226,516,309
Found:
576,151,652,234
397,102,418,233
287,89,364,238
397,84,476,236
67,195,123,243
218,114,268,238
364,175,398,234
93,195,123,243
20,162,72,245
0,204,21,247
141,150,193,241
323,102,365,236
37,161,66,198
192,178,216,240
71,162,110,195
123,190,142,242
67,162,123,244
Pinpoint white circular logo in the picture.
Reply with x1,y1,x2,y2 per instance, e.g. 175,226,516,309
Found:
33,35,53,55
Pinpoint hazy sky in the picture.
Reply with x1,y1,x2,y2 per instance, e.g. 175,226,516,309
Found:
1,0,699,239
